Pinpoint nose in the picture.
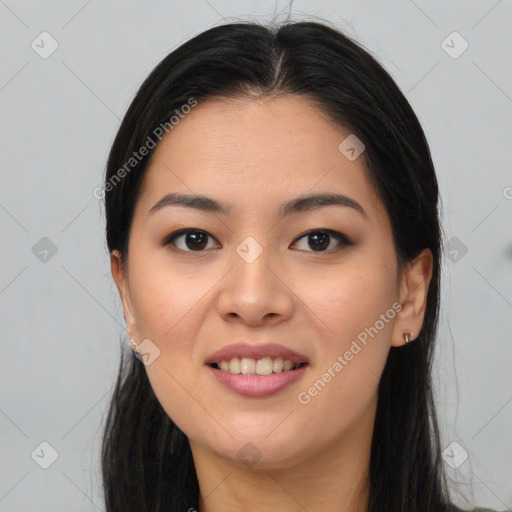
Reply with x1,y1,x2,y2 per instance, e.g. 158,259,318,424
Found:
216,240,294,327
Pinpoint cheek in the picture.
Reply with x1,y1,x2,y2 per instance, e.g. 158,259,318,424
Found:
128,249,214,340
294,274,392,448
291,259,397,350
289,257,396,422
126,249,218,417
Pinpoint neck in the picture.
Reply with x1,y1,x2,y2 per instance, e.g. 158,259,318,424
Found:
191,399,375,512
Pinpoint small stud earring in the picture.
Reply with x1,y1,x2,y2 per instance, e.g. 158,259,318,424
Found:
129,338,138,350
403,332,413,344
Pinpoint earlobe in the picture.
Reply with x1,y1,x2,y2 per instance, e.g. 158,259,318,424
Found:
390,248,434,347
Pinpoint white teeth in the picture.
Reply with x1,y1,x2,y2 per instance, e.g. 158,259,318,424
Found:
216,356,304,375
283,359,294,371
256,357,273,376
229,356,240,373
240,357,255,374
272,356,284,373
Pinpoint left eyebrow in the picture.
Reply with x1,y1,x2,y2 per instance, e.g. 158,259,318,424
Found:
149,192,232,216
148,192,368,220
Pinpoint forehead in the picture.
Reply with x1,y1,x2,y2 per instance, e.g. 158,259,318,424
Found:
136,95,384,222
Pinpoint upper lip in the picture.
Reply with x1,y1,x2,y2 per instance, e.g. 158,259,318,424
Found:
205,342,309,365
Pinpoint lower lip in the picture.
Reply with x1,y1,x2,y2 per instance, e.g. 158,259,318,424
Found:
206,364,308,398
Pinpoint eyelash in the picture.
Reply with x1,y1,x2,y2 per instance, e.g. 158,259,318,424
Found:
160,228,353,254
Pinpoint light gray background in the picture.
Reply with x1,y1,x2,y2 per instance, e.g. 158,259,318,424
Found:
1,1,511,511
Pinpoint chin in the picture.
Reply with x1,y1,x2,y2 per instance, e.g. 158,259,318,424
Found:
204,429,313,471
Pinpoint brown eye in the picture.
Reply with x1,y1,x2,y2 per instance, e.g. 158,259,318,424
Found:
291,229,352,253
161,229,220,252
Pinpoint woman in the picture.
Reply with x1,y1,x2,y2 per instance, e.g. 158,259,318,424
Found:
100,19,499,512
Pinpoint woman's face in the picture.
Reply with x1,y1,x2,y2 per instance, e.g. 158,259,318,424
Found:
112,94,429,469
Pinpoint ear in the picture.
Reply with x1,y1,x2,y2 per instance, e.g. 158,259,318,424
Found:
390,248,434,347
110,249,138,341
